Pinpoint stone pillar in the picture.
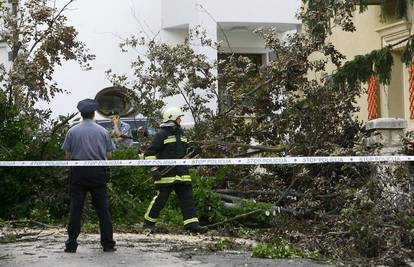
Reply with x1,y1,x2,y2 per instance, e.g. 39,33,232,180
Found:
365,118,407,155
365,118,410,212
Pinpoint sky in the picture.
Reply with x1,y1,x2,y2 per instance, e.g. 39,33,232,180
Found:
48,0,301,120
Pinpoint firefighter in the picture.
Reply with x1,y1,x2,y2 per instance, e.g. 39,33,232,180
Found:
143,107,207,234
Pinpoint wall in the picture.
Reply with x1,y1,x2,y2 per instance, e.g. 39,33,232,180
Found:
325,6,387,123
196,0,299,24
218,30,268,54
0,0,13,72
0,42,10,71
162,0,299,26
386,51,405,119
162,0,194,29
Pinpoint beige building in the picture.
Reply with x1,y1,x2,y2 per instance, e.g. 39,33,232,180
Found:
326,3,414,128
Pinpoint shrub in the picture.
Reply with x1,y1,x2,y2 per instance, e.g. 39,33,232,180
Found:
192,171,226,224
252,239,326,260
107,148,152,224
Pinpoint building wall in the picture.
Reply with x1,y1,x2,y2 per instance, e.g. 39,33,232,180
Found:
162,0,300,28
198,0,298,24
0,0,13,72
162,0,194,29
0,42,10,71
218,30,269,53
160,27,271,58
386,51,405,119
326,6,414,128
161,0,300,64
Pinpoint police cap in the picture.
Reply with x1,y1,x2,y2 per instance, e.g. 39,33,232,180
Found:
77,99,99,113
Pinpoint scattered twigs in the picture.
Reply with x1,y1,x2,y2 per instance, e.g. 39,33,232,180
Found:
36,230,58,239
215,189,276,195
1,219,58,229
206,209,263,228
0,231,42,244
224,78,274,115
0,222,62,244
215,189,341,200
326,231,350,236
193,140,285,153
275,176,299,206
234,150,263,157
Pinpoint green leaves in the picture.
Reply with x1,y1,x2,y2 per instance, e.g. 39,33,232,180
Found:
0,1,94,221
299,0,357,45
252,239,327,260
109,35,217,126
192,171,226,223
333,47,394,85
401,36,414,67
107,148,152,224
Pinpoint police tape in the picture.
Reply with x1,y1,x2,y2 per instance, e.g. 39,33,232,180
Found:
1,155,414,167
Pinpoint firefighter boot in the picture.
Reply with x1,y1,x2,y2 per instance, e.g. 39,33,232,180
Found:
143,220,169,233
185,223,208,234
143,220,156,230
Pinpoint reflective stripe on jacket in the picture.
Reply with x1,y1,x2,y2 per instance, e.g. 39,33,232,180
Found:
144,124,190,183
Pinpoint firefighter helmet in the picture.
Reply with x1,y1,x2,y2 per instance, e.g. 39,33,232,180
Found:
162,107,184,122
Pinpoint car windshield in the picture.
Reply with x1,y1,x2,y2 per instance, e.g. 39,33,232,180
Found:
97,119,155,141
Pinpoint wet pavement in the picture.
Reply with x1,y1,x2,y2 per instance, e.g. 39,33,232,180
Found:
0,229,335,267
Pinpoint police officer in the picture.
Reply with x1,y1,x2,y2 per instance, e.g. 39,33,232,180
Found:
62,99,116,252
143,107,207,234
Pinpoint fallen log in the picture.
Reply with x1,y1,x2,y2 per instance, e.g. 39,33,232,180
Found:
217,193,242,203
218,193,313,217
207,201,313,229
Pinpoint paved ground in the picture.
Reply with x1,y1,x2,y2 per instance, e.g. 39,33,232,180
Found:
0,229,335,267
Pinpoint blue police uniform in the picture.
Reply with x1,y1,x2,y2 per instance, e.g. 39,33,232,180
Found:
62,99,116,252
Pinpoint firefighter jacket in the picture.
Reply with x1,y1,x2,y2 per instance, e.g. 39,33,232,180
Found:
144,122,191,185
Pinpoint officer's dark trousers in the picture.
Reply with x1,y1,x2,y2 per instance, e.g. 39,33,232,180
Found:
145,182,197,224
66,167,115,249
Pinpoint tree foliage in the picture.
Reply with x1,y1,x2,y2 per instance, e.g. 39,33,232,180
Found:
107,37,216,126
0,0,94,114
105,1,414,264
0,0,94,220
333,47,394,85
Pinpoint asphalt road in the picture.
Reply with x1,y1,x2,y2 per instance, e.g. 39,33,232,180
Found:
0,230,335,267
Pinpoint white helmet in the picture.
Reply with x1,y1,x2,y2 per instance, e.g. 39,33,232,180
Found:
162,107,184,122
